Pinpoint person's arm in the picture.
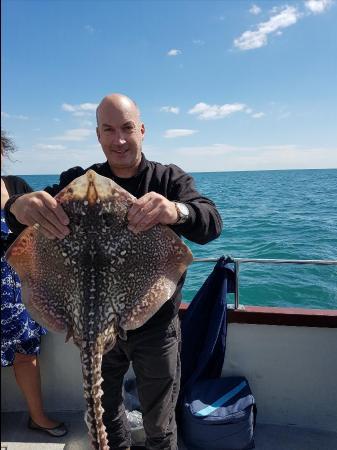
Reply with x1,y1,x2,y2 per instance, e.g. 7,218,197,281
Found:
4,194,29,235
4,167,84,238
3,176,34,235
167,165,223,244
17,177,34,194
127,165,223,245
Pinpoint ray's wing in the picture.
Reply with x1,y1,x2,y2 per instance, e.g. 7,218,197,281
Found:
6,226,71,333
86,178,193,332
112,224,192,331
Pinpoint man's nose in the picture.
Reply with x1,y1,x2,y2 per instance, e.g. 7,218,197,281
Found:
112,130,126,145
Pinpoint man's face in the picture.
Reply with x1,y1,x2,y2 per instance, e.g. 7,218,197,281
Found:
96,101,145,178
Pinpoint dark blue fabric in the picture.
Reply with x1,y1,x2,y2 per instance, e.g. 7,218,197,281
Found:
181,377,256,450
180,256,235,396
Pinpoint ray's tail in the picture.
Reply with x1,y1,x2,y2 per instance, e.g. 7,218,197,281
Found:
80,336,113,450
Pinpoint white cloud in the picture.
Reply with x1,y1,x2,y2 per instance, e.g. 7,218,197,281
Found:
249,4,262,15
192,39,205,45
244,108,266,118
62,102,98,116
84,24,95,33
79,119,94,127
5,144,103,175
305,0,333,14
147,143,337,172
15,114,29,120
1,111,29,120
6,142,337,174
52,128,94,142
252,112,265,118
167,49,182,56
164,129,198,138
73,111,89,117
234,5,299,50
279,111,291,119
189,102,247,120
160,106,180,114
62,104,76,112
35,144,67,150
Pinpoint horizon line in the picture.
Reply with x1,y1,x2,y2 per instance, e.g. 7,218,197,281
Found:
11,167,337,177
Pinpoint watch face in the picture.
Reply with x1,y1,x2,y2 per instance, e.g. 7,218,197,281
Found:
177,203,189,217
175,202,189,224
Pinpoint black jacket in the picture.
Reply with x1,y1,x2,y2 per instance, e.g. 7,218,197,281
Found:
3,175,33,198
5,155,223,328
2,176,33,253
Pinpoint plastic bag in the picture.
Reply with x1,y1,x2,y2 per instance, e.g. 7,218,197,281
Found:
126,410,146,445
126,409,143,429
124,376,146,445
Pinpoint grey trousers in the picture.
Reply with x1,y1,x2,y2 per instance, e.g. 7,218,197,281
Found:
101,316,181,450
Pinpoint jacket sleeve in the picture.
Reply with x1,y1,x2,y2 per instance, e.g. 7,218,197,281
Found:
166,165,223,245
19,178,34,194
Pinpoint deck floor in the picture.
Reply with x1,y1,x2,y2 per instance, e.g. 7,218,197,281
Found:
1,411,337,450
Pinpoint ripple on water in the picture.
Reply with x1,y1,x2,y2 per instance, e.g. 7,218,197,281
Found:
183,169,337,309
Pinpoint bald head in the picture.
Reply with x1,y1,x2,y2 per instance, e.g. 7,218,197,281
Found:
96,94,140,126
96,93,145,178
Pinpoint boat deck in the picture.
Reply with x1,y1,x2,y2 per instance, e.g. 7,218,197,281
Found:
2,411,337,450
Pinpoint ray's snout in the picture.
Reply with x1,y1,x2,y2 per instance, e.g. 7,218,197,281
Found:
86,170,99,206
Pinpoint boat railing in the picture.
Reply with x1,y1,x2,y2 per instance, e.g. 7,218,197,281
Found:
192,257,337,309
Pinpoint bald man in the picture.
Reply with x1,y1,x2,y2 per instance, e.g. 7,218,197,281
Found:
5,94,223,450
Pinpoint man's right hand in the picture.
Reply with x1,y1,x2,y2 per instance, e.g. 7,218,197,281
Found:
10,191,70,240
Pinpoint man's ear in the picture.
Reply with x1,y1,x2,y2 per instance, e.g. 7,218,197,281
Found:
96,127,101,142
141,123,145,140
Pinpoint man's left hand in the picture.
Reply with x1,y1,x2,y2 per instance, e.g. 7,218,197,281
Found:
127,192,178,233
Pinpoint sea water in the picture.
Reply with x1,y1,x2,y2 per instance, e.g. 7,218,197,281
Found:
21,168,337,309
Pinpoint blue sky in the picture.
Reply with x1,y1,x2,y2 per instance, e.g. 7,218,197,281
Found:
2,0,337,174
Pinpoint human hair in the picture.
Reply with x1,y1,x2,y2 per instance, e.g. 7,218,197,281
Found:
1,129,17,157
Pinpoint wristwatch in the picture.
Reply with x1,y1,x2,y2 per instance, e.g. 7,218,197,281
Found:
173,202,190,225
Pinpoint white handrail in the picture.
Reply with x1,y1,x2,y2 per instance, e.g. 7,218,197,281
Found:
191,257,337,308
193,257,337,265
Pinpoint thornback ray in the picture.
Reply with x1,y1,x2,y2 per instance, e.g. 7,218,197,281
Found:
6,169,193,450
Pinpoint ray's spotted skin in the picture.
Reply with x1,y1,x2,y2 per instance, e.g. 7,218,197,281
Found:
6,170,193,450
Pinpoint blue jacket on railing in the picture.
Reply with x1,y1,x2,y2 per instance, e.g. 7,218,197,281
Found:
179,256,236,398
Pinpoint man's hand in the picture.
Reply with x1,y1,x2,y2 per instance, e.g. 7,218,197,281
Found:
10,192,70,240
127,192,178,233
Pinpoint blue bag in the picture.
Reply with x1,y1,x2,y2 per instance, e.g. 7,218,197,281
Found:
179,257,257,450
181,377,256,450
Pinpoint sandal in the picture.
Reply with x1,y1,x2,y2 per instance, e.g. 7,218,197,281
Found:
28,417,68,437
